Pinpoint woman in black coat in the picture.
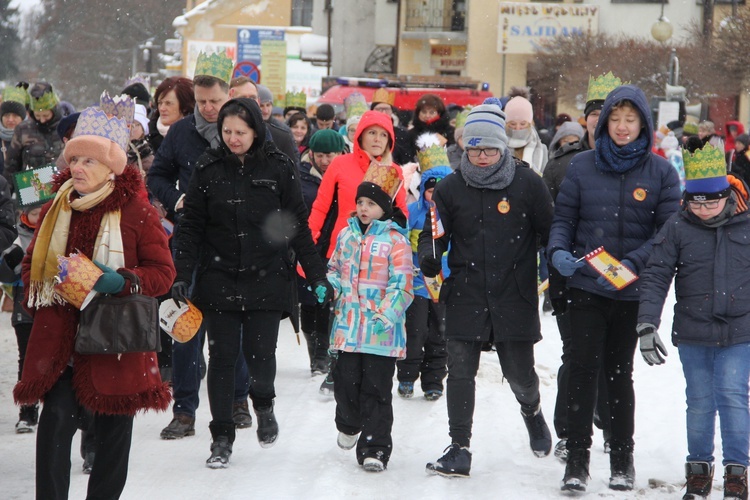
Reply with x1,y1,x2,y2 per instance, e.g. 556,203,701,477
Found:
171,98,332,468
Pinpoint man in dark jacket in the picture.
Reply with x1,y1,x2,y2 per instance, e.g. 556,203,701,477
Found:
419,100,554,478
147,55,253,439
547,84,681,492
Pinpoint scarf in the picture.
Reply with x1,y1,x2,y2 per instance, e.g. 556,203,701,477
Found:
457,149,516,190
156,116,170,137
0,122,14,142
595,133,650,174
193,105,221,148
28,178,125,307
508,128,545,175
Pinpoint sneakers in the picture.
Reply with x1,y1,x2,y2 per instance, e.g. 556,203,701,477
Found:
521,407,552,457
15,404,38,434
160,414,195,439
82,452,95,474
397,382,414,399
554,439,569,462
206,436,232,469
424,390,443,401
609,450,635,491
426,443,472,478
255,404,279,448
337,431,358,450
232,400,253,429
683,461,714,499
561,448,590,492
724,464,748,500
363,457,385,472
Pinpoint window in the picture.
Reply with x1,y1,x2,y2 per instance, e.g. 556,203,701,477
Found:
291,0,313,27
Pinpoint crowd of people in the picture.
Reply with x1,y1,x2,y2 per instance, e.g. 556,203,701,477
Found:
1,55,749,500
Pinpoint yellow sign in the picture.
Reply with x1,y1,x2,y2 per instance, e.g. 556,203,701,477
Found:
261,40,288,107
430,45,467,71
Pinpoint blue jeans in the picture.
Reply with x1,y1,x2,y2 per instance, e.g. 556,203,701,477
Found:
171,323,250,418
679,342,750,467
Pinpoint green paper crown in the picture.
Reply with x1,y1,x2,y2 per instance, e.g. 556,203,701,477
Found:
417,145,450,172
29,89,59,112
285,91,307,109
586,72,625,103
683,122,699,135
683,144,726,180
455,107,472,129
3,86,28,105
194,52,234,84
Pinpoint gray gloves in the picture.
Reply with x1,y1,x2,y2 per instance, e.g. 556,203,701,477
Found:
636,323,668,366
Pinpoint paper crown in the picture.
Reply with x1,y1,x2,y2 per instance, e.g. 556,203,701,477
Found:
284,91,307,109
194,51,234,84
2,86,28,105
100,91,135,125
586,72,625,103
416,133,450,172
344,92,368,119
684,144,729,194
54,252,102,309
362,161,401,200
683,122,699,135
372,87,395,106
124,74,150,89
29,88,59,112
72,107,129,152
455,107,471,129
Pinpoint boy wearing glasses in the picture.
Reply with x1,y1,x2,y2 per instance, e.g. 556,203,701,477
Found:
637,144,750,500
547,85,681,492
418,99,554,477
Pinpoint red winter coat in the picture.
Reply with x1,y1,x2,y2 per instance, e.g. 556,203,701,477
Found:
307,111,409,258
725,120,745,154
14,167,176,416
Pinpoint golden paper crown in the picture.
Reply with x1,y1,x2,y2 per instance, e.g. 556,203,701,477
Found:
683,144,727,181
72,107,130,152
194,51,234,84
362,162,401,200
2,86,28,105
345,92,368,119
284,91,307,109
417,146,450,173
455,107,471,129
29,89,59,112
372,87,395,106
100,91,135,125
586,72,625,103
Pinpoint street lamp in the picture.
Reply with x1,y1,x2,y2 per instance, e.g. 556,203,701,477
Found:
651,0,673,42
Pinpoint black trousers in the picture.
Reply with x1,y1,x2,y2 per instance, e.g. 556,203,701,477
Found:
36,368,134,500
396,296,447,392
553,308,611,440
204,309,282,441
446,338,541,448
566,288,638,453
300,303,331,364
333,351,396,466
14,322,32,381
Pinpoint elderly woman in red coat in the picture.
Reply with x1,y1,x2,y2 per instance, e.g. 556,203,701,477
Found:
13,106,175,500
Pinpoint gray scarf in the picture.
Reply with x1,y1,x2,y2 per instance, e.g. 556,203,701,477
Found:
0,122,14,142
457,149,516,190
193,104,221,148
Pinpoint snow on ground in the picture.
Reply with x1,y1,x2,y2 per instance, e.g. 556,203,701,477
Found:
0,289,711,499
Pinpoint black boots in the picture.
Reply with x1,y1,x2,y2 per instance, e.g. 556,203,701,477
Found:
561,448,590,492
206,436,232,469
255,404,279,448
609,450,635,491
521,406,552,457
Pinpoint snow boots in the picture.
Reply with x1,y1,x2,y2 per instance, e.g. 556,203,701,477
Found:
521,405,552,457
397,381,414,399
609,449,635,491
206,436,232,469
561,448,590,492
15,404,38,434
255,404,279,448
683,461,713,499
160,414,195,439
426,443,472,478
232,400,253,429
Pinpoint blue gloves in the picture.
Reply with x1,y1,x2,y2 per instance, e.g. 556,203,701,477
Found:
312,279,334,305
93,260,126,294
551,250,585,277
171,280,190,306
596,259,635,292
637,323,668,366
372,320,388,337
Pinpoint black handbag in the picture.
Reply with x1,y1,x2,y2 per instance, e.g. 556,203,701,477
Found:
75,270,161,355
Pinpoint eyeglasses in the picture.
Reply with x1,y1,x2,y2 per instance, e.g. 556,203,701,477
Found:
466,148,500,158
688,200,721,210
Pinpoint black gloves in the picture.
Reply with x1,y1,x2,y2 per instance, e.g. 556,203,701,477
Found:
171,281,190,306
2,244,24,271
420,256,442,278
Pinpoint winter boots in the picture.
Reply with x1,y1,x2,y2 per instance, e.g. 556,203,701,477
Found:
337,431,359,450
521,406,552,457
15,404,38,434
424,390,443,401
397,382,414,399
255,404,279,448
160,414,195,439
609,450,635,491
724,464,748,500
363,457,385,473
554,439,569,462
426,443,472,478
683,461,714,499
206,436,232,469
561,448,590,492
319,351,338,396
232,400,253,429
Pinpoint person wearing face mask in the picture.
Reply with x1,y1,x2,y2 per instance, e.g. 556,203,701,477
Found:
504,96,548,176
0,86,27,177
406,94,454,162
4,82,64,181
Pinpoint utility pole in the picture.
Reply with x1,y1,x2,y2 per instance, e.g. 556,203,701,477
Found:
702,0,714,47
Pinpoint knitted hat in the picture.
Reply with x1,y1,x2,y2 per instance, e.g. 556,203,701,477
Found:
735,133,750,148
56,112,80,141
64,107,129,175
462,101,508,150
1,86,27,120
356,162,401,216
316,103,335,121
121,82,151,108
504,96,533,124
0,100,26,121
134,104,149,135
684,143,730,200
256,84,274,104
308,129,346,153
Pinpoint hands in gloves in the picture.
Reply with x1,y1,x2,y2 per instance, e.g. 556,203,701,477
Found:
1,244,25,271
637,323,668,366
92,260,126,294
420,256,442,278
171,280,190,307
551,250,585,277
312,279,334,305
372,320,388,337
596,259,635,292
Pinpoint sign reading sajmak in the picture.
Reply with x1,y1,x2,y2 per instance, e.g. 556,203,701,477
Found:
497,2,599,54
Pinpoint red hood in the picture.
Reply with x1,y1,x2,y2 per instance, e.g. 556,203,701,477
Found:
352,111,395,159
